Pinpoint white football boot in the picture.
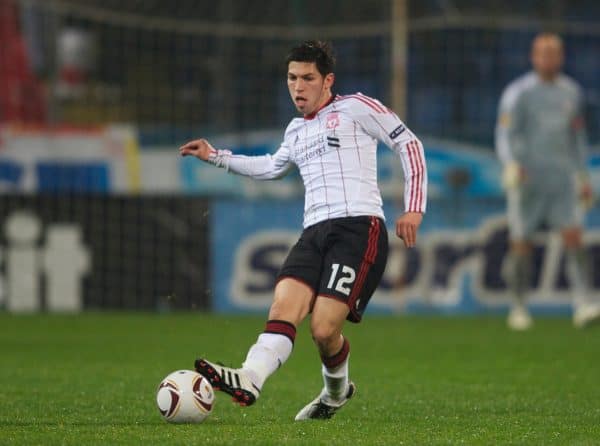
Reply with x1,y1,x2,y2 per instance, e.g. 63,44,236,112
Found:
194,358,260,406
507,305,533,331
573,304,600,329
295,381,356,421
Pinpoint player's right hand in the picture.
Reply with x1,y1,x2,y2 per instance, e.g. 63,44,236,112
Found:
502,161,526,189
395,212,423,248
179,139,214,161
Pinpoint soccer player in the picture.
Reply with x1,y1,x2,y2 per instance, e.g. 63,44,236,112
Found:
179,41,427,419
495,32,599,330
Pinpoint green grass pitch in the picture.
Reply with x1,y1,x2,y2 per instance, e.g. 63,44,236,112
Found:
1,313,599,445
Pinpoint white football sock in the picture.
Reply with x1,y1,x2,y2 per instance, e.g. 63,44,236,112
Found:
322,355,349,403
242,333,293,390
566,249,591,306
503,251,531,305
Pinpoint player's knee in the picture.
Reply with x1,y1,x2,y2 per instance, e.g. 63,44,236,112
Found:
268,295,300,324
268,285,311,326
268,296,287,320
310,322,339,349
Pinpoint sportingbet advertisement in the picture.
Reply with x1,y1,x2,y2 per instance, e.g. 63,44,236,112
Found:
212,199,600,315
211,141,600,316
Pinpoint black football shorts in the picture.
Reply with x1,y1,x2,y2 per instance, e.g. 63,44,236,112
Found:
277,215,388,323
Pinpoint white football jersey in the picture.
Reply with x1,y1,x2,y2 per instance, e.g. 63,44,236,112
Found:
208,92,427,228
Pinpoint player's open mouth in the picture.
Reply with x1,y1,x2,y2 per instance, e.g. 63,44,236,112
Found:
295,97,307,105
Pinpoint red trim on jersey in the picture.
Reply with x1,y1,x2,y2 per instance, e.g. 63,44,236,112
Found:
416,140,425,211
303,94,336,120
413,141,422,212
407,140,425,212
407,141,417,211
335,94,387,114
347,217,381,319
356,93,388,113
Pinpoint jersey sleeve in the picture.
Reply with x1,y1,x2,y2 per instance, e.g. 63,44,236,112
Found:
571,85,589,173
495,83,525,164
207,142,293,180
352,95,427,213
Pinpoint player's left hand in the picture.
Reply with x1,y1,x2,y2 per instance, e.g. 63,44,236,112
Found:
179,138,214,161
395,212,423,248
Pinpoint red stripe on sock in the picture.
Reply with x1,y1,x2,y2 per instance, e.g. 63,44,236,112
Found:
321,338,350,369
264,320,296,343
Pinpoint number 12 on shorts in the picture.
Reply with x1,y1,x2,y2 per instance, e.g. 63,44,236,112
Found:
327,263,356,296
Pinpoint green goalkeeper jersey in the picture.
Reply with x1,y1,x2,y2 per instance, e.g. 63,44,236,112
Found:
495,71,588,183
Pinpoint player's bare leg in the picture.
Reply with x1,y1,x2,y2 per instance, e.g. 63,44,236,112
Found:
503,240,533,330
195,278,312,406
562,226,600,328
295,297,356,420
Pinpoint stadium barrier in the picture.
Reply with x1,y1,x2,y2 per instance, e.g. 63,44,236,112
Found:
0,195,210,312
0,124,140,193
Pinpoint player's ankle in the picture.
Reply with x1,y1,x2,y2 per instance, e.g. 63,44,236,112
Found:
241,367,263,391
323,385,348,403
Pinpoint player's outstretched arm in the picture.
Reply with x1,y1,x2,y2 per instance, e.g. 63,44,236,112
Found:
179,138,214,161
395,212,423,248
179,137,292,180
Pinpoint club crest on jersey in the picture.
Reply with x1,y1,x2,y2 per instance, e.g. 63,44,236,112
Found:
389,124,406,139
326,112,340,129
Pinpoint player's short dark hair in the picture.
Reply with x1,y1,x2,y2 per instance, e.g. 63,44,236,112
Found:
286,40,336,77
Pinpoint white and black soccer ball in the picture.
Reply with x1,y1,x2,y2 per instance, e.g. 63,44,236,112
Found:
156,370,215,423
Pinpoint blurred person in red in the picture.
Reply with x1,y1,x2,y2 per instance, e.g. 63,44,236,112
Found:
0,0,46,123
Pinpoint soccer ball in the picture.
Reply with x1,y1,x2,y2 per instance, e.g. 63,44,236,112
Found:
156,370,214,423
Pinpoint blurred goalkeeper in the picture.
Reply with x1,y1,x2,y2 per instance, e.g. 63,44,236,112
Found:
496,32,599,330
179,40,427,419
